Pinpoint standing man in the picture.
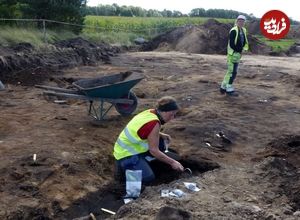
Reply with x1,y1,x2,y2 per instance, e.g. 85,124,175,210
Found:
113,96,184,184
220,15,249,96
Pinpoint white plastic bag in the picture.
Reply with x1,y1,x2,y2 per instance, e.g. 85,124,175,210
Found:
125,170,142,199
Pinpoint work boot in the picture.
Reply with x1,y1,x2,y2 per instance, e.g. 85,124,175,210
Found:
219,87,226,94
226,91,239,97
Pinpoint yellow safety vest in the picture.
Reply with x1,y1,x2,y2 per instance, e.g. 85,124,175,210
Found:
227,26,249,55
113,109,159,160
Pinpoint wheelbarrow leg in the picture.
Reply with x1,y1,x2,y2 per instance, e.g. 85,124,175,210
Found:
88,101,93,115
99,100,114,120
88,101,100,120
88,100,113,120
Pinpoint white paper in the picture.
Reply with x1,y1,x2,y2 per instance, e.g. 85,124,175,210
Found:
161,189,169,197
169,189,185,197
184,182,201,192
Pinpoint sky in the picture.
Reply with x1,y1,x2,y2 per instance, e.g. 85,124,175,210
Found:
87,0,300,21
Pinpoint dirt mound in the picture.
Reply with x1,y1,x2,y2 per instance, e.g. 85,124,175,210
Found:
288,25,300,38
287,42,300,56
261,135,300,168
247,35,272,54
0,37,120,86
247,20,261,35
247,20,300,39
143,19,271,55
143,19,230,54
55,37,98,49
156,206,192,219
255,135,300,210
12,42,34,53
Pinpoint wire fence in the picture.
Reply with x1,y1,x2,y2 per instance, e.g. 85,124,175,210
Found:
0,18,185,43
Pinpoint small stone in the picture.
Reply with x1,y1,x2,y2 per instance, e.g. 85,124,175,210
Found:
222,196,232,203
266,213,276,220
293,211,300,216
252,205,262,213
283,208,293,215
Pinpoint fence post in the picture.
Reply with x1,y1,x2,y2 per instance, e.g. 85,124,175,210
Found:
42,19,47,44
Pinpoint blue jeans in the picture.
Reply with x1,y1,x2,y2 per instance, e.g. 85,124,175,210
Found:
117,154,155,183
115,138,167,184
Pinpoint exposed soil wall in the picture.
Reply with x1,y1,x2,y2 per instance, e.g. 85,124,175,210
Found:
0,37,120,86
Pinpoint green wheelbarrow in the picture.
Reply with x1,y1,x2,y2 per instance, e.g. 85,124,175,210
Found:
36,71,144,120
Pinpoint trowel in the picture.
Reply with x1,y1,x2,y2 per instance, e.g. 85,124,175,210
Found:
216,131,232,144
164,140,181,161
179,167,193,178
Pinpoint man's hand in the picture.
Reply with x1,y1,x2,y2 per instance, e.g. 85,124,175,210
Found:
160,132,171,143
171,160,184,172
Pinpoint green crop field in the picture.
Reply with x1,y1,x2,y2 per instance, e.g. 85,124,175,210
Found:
83,16,232,35
82,16,233,45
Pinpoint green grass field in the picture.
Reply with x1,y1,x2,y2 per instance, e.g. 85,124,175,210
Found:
0,26,77,47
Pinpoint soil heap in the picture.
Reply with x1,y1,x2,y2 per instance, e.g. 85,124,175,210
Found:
143,19,272,55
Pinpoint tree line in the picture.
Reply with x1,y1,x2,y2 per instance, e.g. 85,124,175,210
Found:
0,1,298,27
83,4,252,20
0,0,86,24
0,1,252,22
84,4,299,24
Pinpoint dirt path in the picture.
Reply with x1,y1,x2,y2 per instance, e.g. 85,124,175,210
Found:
0,52,299,219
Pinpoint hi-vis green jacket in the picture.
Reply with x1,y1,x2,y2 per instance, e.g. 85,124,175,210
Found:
227,26,249,55
113,109,159,160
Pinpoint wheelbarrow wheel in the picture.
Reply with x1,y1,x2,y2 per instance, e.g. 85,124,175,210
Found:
115,91,138,116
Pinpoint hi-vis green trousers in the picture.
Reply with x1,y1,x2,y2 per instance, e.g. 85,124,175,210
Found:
221,52,241,92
